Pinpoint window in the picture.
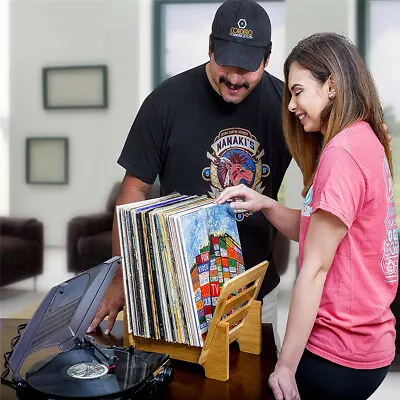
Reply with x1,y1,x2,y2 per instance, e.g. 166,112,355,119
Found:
154,0,286,85
359,0,400,226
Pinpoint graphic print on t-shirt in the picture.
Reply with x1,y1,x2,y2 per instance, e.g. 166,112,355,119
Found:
302,186,313,217
381,157,399,282
202,128,269,221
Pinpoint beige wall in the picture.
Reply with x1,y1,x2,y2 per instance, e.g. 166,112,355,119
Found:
8,0,152,246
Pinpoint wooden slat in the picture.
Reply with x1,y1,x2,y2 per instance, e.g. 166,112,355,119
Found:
130,336,202,363
222,285,256,315
218,261,268,301
201,261,268,355
223,303,252,327
228,323,244,344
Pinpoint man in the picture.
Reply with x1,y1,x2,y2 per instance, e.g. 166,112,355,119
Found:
87,0,292,347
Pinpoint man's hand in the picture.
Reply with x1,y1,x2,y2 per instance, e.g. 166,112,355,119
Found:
268,365,300,400
87,268,124,335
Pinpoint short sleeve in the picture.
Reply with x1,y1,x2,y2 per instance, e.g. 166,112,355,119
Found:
311,146,365,228
117,91,167,184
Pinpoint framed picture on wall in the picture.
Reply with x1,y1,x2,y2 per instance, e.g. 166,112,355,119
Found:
26,137,69,184
42,65,108,109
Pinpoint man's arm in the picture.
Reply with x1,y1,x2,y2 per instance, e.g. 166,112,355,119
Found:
87,171,152,334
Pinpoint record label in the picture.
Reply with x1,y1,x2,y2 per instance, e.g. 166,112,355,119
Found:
66,362,109,379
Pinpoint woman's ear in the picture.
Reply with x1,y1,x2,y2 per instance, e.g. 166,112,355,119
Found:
327,75,337,99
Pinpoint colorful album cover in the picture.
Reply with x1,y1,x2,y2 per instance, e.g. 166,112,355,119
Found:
173,202,242,345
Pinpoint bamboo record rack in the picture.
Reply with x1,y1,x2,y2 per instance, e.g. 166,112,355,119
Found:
124,260,268,381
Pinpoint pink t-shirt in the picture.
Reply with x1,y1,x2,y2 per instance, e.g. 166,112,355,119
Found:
299,121,399,369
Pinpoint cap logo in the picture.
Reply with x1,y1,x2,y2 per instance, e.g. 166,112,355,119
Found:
229,19,253,39
237,19,247,29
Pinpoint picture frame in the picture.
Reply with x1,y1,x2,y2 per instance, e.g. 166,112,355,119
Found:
26,137,69,184
42,65,108,109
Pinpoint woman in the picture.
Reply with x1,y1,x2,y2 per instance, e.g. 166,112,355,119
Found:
215,33,398,399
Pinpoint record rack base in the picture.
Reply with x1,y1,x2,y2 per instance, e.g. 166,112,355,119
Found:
124,260,269,381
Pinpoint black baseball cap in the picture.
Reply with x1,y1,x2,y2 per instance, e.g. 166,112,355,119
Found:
211,0,272,72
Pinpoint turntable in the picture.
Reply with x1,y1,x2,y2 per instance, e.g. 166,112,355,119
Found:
1,257,173,399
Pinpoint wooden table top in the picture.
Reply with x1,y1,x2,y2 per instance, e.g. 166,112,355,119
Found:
0,318,277,399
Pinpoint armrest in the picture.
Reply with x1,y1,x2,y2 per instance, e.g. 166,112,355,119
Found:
67,212,113,272
67,212,113,239
0,217,43,243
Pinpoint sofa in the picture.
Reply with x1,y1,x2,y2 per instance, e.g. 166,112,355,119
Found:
0,217,44,287
67,182,121,274
67,181,161,274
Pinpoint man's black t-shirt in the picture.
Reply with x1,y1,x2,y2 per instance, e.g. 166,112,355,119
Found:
118,64,291,298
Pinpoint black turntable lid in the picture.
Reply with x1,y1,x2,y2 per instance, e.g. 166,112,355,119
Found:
8,257,121,380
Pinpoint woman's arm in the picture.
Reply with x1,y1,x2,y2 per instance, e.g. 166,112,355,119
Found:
214,184,301,241
268,209,348,400
263,201,301,242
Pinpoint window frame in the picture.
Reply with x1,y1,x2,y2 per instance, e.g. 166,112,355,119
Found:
152,0,285,87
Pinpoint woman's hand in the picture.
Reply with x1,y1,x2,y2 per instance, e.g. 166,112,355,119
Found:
214,184,275,213
268,365,300,400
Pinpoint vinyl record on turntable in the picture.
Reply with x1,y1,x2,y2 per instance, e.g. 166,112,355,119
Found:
25,347,149,398
1,259,172,400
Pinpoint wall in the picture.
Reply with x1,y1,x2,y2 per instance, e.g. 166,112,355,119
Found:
0,0,10,215
9,0,153,246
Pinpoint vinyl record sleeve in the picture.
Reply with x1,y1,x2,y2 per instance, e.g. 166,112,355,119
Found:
117,193,182,337
160,198,212,345
149,196,205,343
169,202,216,346
142,195,200,340
172,203,242,344
116,206,135,334
133,195,189,339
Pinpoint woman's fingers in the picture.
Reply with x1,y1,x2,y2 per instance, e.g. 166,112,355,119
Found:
214,184,249,204
269,376,284,400
229,200,253,212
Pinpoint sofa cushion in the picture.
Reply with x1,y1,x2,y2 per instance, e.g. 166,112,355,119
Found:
0,235,32,267
77,231,112,259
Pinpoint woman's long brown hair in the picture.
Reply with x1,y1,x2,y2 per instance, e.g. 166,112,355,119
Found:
283,33,392,197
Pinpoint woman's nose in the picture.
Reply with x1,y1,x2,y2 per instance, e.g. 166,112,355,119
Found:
288,96,296,113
